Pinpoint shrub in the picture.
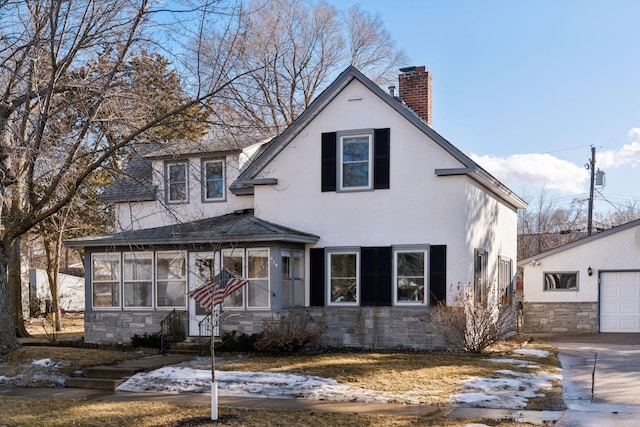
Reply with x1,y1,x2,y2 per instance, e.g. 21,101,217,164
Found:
431,282,517,353
216,330,262,352
130,331,162,349
254,311,325,353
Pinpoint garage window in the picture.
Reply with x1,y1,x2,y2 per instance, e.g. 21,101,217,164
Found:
544,272,578,291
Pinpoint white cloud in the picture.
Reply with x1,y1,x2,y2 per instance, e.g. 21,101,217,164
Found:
470,152,589,195
597,128,640,169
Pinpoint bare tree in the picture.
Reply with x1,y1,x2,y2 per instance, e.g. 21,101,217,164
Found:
206,0,408,136
0,0,254,355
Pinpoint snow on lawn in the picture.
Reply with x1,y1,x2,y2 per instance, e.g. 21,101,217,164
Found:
452,357,561,409
116,354,561,408
117,358,412,403
514,348,550,358
0,358,68,387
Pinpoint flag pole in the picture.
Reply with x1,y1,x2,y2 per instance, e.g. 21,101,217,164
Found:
210,286,218,420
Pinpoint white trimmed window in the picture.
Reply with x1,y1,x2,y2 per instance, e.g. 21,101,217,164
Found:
123,252,153,308
393,247,428,305
247,249,270,308
544,272,578,291
156,251,187,307
222,249,244,308
339,133,373,191
327,250,359,305
166,161,188,203
92,253,121,308
202,159,225,202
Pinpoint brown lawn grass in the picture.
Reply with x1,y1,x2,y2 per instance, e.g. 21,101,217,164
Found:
3,315,562,425
0,397,538,426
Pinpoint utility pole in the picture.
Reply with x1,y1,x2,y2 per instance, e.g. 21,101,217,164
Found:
587,146,596,236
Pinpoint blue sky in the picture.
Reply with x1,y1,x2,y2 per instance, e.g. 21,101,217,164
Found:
329,0,640,215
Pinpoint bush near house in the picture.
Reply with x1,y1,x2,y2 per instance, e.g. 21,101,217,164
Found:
432,282,517,353
254,311,325,353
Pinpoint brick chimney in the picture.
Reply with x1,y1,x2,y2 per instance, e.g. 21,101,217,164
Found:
398,66,432,126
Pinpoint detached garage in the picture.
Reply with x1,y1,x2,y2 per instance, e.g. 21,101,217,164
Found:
520,218,640,334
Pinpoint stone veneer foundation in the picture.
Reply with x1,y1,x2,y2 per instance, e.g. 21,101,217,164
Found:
522,302,598,333
85,307,447,349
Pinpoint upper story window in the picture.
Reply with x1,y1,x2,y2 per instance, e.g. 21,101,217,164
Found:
321,128,390,193
202,159,225,202
474,248,487,299
166,161,188,203
339,133,372,190
544,272,578,291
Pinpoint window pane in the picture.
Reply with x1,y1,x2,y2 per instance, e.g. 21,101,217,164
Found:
124,253,152,280
93,282,119,307
157,280,187,307
168,163,187,201
124,281,152,307
195,258,215,314
248,249,268,278
342,137,369,161
397,252,424,276
248,280,269,307
330,253,357,303
205,161,224,199
545,273,577,290
222,251,244,307
157,252,186,280
343,163,369,187
93,254,120,281
396,251,425,303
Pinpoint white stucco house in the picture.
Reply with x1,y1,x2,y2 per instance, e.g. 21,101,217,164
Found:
519,218,640,334
66,65,527,349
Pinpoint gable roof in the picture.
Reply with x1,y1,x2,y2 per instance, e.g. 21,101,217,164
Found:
65,210,319,248
518,218,640,266
230,65,527,210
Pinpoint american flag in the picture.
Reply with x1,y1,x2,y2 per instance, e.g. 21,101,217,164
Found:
187,268,248,310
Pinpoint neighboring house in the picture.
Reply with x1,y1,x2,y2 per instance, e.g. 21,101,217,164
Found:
519,218,640,334
28,269,85,313
66,65,527,349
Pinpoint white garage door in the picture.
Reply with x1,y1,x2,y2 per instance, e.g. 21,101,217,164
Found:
600,271,640,332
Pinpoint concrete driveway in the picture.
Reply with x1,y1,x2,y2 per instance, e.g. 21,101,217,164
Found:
541,333,640,426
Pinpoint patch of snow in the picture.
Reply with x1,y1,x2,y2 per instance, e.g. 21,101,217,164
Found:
453,370,561,409
488,358,537,367
514,349,549,358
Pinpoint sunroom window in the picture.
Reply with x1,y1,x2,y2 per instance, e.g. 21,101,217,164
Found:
123,252,153,308
156,251,187,307
92,254,120,308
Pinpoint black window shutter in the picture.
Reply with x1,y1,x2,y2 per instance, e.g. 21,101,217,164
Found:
429,245,447,306
373,128,390,189
309,248,325,306
321,132,337,192
360,247,392,306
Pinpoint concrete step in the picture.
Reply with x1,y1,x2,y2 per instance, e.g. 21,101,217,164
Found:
65,377,124,390
82,366,139,379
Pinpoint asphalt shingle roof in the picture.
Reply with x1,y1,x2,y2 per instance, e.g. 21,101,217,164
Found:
65,210,319,248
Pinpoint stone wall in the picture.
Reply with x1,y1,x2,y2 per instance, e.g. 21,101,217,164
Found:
85,307,458,350
85,310,186,344
220,307,447,350
522,302,598,333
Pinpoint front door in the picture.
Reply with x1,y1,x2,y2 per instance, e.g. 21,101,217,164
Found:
188,252,219,336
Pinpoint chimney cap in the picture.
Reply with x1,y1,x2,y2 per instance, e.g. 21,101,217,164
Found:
399,65,426,74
